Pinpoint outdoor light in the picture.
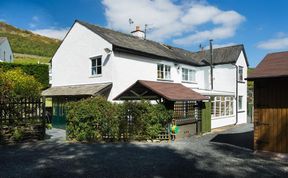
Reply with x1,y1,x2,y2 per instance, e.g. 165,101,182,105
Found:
104,48,112,54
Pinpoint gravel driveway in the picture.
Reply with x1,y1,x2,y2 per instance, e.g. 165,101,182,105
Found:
0,124,287,178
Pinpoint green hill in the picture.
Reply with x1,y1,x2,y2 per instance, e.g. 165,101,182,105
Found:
0,22,61,59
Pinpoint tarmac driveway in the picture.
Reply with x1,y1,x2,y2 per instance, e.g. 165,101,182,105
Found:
0,124,287,178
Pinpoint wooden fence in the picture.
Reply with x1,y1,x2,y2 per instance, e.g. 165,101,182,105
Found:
0,98,45,144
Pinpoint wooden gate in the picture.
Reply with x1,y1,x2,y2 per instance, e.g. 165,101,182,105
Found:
254,79,288,153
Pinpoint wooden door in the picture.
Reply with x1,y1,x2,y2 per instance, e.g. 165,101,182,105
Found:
254,79,288,153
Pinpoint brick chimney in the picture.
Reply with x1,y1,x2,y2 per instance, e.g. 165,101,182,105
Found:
131,26,145,39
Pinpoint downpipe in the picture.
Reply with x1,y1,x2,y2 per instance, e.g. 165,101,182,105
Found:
232,64,238,125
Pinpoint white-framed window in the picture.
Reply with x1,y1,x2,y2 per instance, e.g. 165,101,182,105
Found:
182,68,196,82
91,56,102,76
238,66,243,81
211,96,234,118
238,96,243,110
157,64,171,80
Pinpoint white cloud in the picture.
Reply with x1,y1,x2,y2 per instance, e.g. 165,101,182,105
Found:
102,0,245,45
204,43,236,50
32,28,69,40
257,37,288,50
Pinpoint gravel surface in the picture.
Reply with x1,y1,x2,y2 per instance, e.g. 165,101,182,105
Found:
0,124,287,178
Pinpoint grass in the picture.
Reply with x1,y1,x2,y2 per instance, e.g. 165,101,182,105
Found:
0,22,60,57
14,53,51,64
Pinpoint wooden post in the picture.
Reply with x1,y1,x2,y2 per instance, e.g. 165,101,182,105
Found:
42,97,46,139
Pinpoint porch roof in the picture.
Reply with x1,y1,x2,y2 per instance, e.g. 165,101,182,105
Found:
114,80,208,101
42,83,112,97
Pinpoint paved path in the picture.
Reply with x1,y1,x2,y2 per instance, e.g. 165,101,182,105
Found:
0,124,287,178
45,128,66,140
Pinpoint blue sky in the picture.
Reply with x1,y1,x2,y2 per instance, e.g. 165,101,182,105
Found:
1,0,288,67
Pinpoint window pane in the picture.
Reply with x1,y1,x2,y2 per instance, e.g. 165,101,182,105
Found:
239,96,243,110
221,99,225,116
97,66,102,74
225,101,229,115
91,67,96,75
97,58,102,66
165,65,171,79
230,100,233,115
238,66,243,81
91,59,96,67
157,64,164,79
189,70,196,81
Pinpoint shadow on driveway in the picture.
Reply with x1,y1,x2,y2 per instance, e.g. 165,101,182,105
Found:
0,124,287,177
210,130,254,150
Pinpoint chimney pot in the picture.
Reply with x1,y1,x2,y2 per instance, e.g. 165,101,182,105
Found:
131,25,145,39
136,26,140,31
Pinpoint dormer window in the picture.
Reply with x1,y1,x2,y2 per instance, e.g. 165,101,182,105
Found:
157,64,171,80
91,56,102,76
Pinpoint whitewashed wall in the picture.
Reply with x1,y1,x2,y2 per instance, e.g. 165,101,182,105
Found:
209,51,248,128
0,39,13,62
236,51,248,125
52,22,113,87
110,52,199,101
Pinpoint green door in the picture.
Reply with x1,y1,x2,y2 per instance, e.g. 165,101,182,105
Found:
201,101,211,133
52,98,66,129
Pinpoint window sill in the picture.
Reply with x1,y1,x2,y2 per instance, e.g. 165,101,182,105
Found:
238,110,245,113
90,74,102,78
212,115,235,120
182,81,197,84
157,79,173,82
237,80,245,84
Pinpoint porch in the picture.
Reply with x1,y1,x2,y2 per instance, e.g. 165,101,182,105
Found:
114,80,211,139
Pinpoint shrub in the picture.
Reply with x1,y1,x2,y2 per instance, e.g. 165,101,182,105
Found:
0,62,49,88
66,96,119,142
0,69,42,101
65,97,173,142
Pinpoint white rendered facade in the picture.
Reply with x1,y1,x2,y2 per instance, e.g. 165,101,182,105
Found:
51,21,248,129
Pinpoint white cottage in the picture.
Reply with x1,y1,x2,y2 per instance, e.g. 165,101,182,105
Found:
0,37,13,62
43,20,248,131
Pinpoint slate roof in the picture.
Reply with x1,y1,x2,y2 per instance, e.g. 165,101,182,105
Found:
247,51,288,80
114,80,208,101
76,20,247,66
190,45,248,65
0,37,7,45
42,83,112,96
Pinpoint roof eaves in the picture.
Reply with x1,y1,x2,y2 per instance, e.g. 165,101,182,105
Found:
246,75,288,81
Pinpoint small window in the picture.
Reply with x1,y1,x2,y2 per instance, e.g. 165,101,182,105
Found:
238,66,243,81
91,57,102,76
157,64,171,80
238,96,243,110
182,68,196,82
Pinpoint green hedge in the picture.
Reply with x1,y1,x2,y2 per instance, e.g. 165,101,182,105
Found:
0,62,49,88
65,97,173,142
